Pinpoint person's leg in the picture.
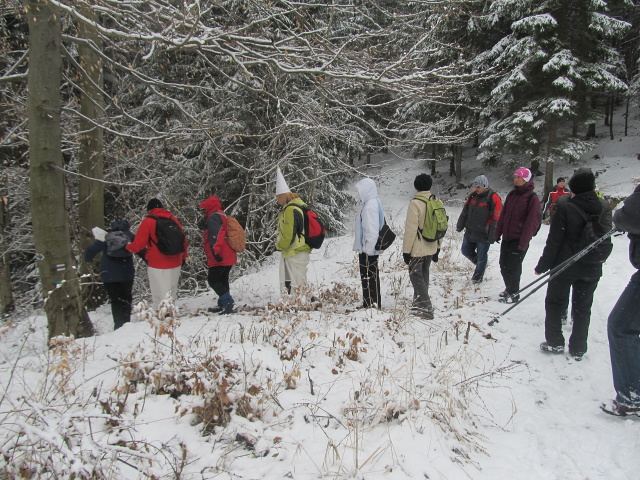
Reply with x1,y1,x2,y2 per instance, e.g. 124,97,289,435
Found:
279,255,290,294
473,242,490,282
461,236,477,265
409,256,433,317
167,266,181,302
287,252,310,294
500,240,527,295
359,254,380,307
568,276,600,356
544,276,572,348
608,275,640,407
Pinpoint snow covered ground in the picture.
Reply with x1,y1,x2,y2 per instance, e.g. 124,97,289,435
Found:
1,114,639,479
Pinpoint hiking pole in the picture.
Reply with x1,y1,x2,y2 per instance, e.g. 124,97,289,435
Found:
488,227,617,326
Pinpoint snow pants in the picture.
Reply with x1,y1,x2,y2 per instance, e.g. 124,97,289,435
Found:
358,253,381,308
104,281,133,330
544,273,600,355
608,272,640,407
148,265,181,309
279,251,310,295
207,266,234,308
499,239,528,295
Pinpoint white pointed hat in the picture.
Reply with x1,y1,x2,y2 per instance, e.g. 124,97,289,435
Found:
275,167,291,196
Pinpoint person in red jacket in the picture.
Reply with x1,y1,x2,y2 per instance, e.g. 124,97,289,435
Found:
199,196,237,315
494,167,540,303
126,199,188,308
542,177,571,221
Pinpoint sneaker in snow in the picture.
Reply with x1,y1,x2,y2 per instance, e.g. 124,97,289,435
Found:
601,400,640,417
540,342,565,354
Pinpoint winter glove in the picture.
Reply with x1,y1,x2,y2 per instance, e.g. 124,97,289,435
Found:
432,249,440,263
214,253,223,262
403,253,411,265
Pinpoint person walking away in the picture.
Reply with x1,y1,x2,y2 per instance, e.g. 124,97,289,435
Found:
534,168,612,360
456,175,502,283
275,168,312,296
354,178,385,308
126,198,188,308
199,196,237,315
402,174,442,320
542,177,571,222
603,184,640,416
84,220,135,330
494,167,540,303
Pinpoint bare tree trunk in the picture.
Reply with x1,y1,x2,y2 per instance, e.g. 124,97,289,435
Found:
454,144,462,184
609,94,614,140
77,8,105,251
625,96,629,137
28,0,93,339
544,121,557,202
430,144,436,175
0,196,14,316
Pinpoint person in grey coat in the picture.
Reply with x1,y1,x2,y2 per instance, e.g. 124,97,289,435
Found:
603,184,640,416
456,175,502,283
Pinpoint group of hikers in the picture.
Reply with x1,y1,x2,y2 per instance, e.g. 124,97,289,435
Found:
84,165,640,417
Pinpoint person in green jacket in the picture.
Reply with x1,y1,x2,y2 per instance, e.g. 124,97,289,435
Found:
275,168,312,295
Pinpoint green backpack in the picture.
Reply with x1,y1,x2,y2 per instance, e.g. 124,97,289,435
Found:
415,194,448,242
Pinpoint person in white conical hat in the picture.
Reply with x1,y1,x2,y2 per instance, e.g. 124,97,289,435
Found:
274,167,311,296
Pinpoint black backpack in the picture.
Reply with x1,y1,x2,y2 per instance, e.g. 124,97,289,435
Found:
105,231,132,257
148,215,186,255
566,202,613,264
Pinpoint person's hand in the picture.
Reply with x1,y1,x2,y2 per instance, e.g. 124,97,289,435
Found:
214,253,223,262
432,249,440,263
403,253,411,265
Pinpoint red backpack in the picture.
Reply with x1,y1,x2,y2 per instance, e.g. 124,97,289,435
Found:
287,204,326,249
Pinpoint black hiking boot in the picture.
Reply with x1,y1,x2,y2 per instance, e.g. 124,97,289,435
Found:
219,304,236,315
540,342,565,354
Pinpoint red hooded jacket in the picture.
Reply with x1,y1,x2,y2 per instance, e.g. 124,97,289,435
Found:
126,208,188,268
199,196,237,267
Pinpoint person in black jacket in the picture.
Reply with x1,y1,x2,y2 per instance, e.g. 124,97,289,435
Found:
534,168,612,360
456,175,502,283
603,184,640,416
85,220,136,330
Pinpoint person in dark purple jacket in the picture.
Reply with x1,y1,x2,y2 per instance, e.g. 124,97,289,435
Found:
494,167,540,303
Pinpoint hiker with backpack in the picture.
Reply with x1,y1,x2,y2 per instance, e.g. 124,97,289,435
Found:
534,168,612,360
603,183,640,417
353,178,386,309
126,199,189,308
542,177,571,222
402,174,445,320
84,220,136,330
456,175,502,284
494,167,541,304
275,168,317,296
199,195,241,315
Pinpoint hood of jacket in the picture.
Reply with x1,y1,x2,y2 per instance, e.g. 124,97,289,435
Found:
199,196,222,216
514,179,535,196
355,178,378,203
110,220,131,232
568,190,603,216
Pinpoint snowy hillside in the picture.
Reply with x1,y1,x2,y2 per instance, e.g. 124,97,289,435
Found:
1,116,639,479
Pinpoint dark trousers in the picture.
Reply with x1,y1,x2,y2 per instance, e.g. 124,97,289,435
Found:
408,255,432,313
461,236,491,281
104,281,133,330
544,274,600,354
207,266,234,307
358,253,381,308
608,273,640,407
499,239,528,294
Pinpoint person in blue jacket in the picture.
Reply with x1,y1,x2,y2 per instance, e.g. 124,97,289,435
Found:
85,220,136,330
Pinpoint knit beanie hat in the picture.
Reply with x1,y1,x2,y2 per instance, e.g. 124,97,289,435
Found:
275,167,291,196
514,167,532,182
556,177,565,184
568,168,596,195
473,175,489,188
414,174,433,191
146,198,163,211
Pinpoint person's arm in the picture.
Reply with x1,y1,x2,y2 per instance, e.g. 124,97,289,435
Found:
456,197,470,232
519,194,541,250
487,193,502,242
613,186,640,234
535,202,567,274
84,240,104,262
276,205,301,251
126,218,151,253
402,199,421,254
207,213,224,259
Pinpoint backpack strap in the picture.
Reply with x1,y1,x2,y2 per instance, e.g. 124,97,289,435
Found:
283,203,306,244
